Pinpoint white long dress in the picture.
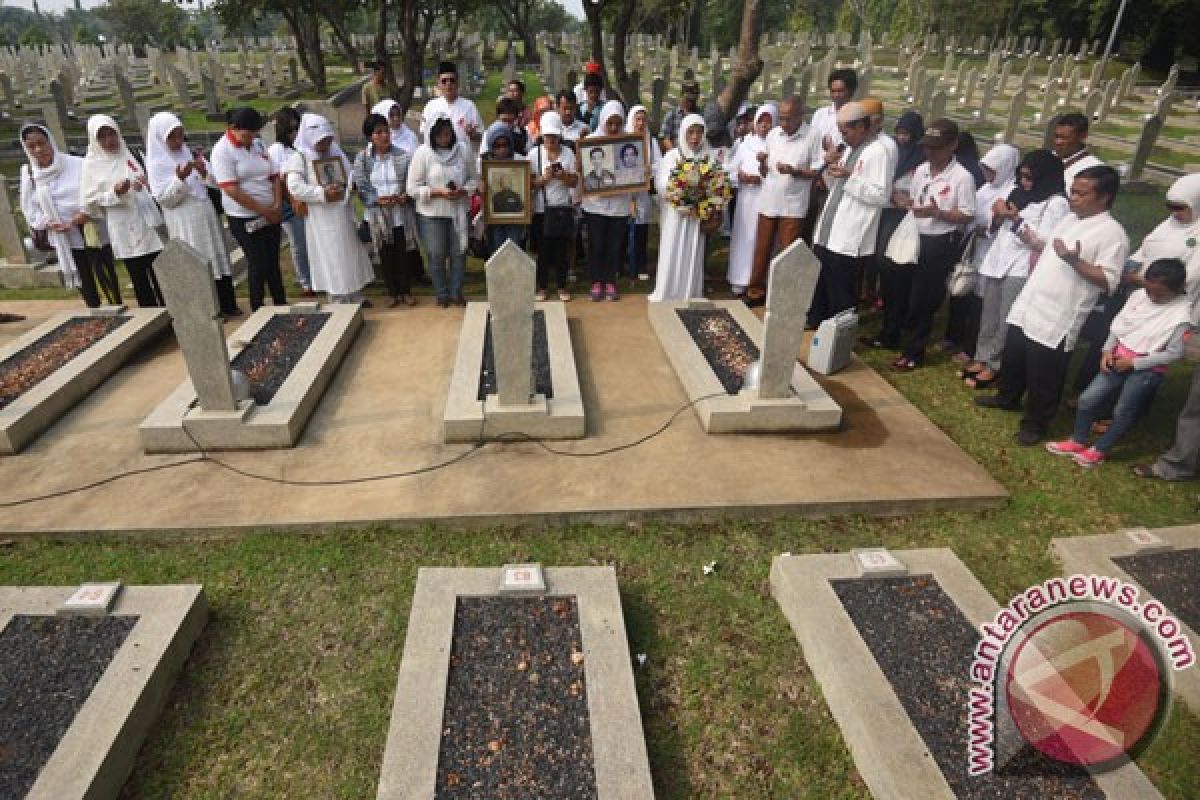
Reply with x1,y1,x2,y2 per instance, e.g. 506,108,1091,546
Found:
154,176,231,280
284,153,374,297
726,134,767,289
649,149,707,303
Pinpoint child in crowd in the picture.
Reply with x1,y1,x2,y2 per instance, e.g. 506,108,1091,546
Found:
1046,258,1194,468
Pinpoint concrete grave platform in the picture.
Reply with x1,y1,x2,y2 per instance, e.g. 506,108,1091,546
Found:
377,566,653,800
770,548,1162,800
0,298,1005,532
444,301,585,442
1051,523,1200,714
1,307,169,455
139,303,363,452
0,584,207,800
648,298,841,433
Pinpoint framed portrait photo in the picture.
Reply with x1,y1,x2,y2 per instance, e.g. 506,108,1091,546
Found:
482,159,532,225
578,132,651,197
313,156,347,188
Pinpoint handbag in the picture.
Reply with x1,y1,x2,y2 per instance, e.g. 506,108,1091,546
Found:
356,219,372,243
947,231,978,297
885,211,920,265
31,228,53,252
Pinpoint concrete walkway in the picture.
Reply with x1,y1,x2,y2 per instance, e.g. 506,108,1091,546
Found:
0,297,1006,534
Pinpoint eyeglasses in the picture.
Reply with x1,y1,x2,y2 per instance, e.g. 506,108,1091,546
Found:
439,76,458,85
1166,202,1188,212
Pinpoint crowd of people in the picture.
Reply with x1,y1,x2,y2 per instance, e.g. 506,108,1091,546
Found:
13,58,1199,479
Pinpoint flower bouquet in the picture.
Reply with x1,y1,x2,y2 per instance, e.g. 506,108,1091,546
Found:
664,157,732,233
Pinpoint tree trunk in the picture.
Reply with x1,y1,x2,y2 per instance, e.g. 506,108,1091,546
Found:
610,0,638,105
393,0,436,116
684,0,704,50
711,0,764,128
375,0,398,94
325,13,361,73
280,7,326,94
582,0,608,86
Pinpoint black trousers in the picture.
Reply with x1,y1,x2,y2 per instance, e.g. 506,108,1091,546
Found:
378,227,421,298
995,325,1072,435
229,216,285,311
878,258,912,348
215,276,238,315
584,212,628,284
123,252,164,307
808,246,860,328
530,215,569,290
944,293,982,356
70,246,121,308
901,232,957,362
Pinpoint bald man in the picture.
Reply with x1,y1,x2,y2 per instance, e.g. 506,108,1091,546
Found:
743,96,823,307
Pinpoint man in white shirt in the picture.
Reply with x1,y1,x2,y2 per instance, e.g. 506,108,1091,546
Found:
892,118,976,369
1054,112,1104,185
978,165,1130,446
420,61,483,154
805,68,856,245
858,97,896,306
807,101,892,326
743,96,822,307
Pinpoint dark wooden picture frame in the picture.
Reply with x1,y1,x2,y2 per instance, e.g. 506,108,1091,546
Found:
481,160,533,225
312,156,347,187
578,132,651,197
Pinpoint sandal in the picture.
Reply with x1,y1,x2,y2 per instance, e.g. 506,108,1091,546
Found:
956,362,985,380
892,357,920,372
1131,464,1161,479
964,370,997,389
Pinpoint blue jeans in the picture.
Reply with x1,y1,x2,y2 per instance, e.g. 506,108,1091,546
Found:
281,215,311,290
417,214,465,300
1072,368,1164,453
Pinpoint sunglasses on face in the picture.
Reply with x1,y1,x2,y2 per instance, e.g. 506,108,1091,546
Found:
439,76,457,84
1166,202,1188,212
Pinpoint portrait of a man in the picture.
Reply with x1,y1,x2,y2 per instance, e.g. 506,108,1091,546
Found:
490,172,524,214
583,146,616,191
614,141,644,186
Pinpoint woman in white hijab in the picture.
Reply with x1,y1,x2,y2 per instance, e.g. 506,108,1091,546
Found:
726,103,777,295
370,98,419,156
407,111,479,307
145,111,239,316
650,114,717,303
580,100,634,301
1131,174,1200,320
625,104,661,282
18,123,119,307
283,113,375,305
79,114,164,307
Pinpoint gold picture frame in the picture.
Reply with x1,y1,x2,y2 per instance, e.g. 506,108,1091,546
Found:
481,159,532,225
578,132,652,198
312,155,347,187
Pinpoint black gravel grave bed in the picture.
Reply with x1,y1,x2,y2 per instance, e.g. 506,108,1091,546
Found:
831,576,1104,799
0,614,139,798
435,596,597,799
229,313,330,405
1114,548,1200,633
676,309,760,394
477,311,553,401
0,316,129,411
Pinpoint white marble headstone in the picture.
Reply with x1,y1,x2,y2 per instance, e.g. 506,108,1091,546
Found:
484,241,536,406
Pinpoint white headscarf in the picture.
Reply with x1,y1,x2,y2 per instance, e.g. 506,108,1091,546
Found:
981,144,1019,189
20,123,65,185
292,112,353,190
624,104,662,165
755,103,779,131
678,113,710,160
372,98,399,120
20,123,80,287
145,111,207,201
1134,174,1200,267
598,100,625,135
80,114,144,208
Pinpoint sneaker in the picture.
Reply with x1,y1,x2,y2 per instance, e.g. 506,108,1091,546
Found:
558,290,572,302
605,283,619,301
1045,439,1088,457
590,282,604,302
1073,447,1105,468
535,289,547,302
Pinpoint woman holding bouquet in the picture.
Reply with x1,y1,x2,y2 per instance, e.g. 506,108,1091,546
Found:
650,115,726,302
